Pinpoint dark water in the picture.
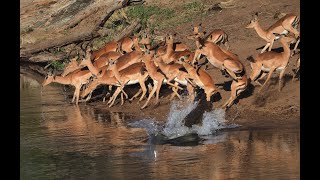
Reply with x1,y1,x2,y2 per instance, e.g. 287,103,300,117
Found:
20,75,300,179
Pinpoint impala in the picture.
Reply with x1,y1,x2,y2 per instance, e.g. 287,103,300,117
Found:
190,31,249,108
90,40,118,61
105,62,149,107
178,55,218,103
117,36,138,54
140,50,193,109
42,69,93,105
192,23,229,49
61,57,81,77
247,34,293,93
246,12,300,53
153,53,196,101
160,33,195,64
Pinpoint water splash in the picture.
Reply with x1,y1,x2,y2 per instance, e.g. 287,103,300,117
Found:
128,118,163,135
162,100,199,139
129,100,239,140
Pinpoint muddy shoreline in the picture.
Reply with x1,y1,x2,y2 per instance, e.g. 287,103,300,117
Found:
84,82,300,131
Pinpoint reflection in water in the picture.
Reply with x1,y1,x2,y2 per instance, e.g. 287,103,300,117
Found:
20,75,299,179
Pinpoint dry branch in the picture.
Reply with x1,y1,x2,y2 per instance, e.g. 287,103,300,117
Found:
20,0,144,61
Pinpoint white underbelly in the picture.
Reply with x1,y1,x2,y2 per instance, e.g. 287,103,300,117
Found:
127,79,139,85
262,66,285,72
174,78,187,86
275,30,289,40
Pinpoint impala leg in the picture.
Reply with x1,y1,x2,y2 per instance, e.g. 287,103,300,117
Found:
154,79,164,105
75,86,81,105
192,49,201,65
72,89,77,103
108,86,120,104
166,81,183,90
147,83,153,94
170,82,182,100
109,87,122,107
278,67,287,92
261,43,270,53
249,63,263,86
85,91,93,102
138,79,148,102
141,81,158,109
121,89,128,99
129,89,142,101
268,38,275,51
222,82,237,108
120,92,124,105
258,68,275,93
293,38,300,53
254,72,267,86
223,80,247,108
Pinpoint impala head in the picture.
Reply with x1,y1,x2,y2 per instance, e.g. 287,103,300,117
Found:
192,23,202,34
61,57,79,77
165,33,177,44
245,12,259,29
178,54,191,64
42,68,54,87
140,31,151,46
186,31,206,40
106,59,117,70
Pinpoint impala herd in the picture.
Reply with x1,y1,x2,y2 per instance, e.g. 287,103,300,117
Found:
42,12,300,109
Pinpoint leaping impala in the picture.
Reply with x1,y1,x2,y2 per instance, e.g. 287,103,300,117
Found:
160,33,195,64
105,62,149,107
189,31,249,108
140,50,193,109
151,33,190,56
61,57,82,77
79,63,147,107
117,36,138,54
61,51,121,77
90,40,118,61
247,34,294,93
246,12,300,53
177,55,218,103
80,38,144,77
153,52,196,101
42,69,93,105
191,23,229,50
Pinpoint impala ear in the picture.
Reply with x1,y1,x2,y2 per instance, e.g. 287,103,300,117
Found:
252,13,258,21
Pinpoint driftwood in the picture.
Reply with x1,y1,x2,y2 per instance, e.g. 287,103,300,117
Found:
20,0,144,62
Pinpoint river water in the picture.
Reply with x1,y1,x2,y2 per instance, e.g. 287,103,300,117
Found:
20,74,300,179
